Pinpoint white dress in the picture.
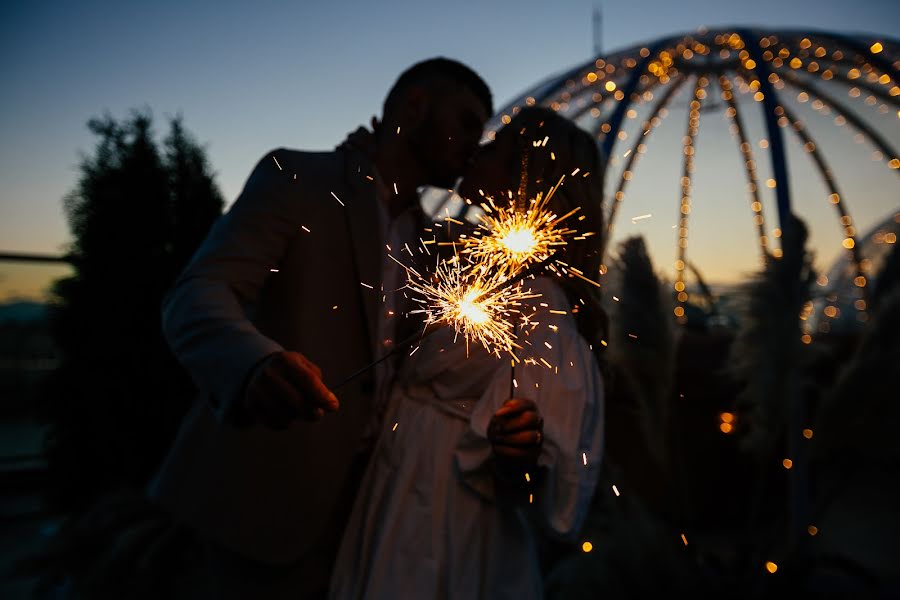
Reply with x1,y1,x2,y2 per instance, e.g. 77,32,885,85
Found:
330,276,604,600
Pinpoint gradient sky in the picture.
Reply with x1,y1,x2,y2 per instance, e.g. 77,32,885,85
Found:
1,0,898,300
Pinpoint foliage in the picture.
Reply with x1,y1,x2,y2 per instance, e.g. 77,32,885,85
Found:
728,216,817,455
606,235,676,471
39,111,223,513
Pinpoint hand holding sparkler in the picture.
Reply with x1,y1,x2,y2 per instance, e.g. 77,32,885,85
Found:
489,397,544,501
488,397,544,461
242,351,339,428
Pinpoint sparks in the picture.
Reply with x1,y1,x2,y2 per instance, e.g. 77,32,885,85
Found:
330,191,345,207
460,176,582,277
403,255,539,357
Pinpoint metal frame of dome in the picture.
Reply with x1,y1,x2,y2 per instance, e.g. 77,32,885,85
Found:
431,28,899,324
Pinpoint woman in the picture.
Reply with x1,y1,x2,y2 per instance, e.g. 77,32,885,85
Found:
330,107,607,599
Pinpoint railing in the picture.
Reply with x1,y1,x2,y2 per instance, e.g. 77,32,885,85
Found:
0,252,73,264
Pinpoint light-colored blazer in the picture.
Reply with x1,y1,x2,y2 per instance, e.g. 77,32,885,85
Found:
149,141,395,566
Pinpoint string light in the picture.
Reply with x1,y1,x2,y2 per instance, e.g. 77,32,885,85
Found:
777,104,867,311
604,77,687,257
720,75,768,257
674,75,707,323
485,29,896,337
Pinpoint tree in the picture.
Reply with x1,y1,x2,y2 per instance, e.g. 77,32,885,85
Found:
40,112,224,514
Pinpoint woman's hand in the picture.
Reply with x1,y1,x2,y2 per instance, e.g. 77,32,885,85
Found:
487,397,544,463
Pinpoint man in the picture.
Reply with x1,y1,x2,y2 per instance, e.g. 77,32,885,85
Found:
149,57,492,598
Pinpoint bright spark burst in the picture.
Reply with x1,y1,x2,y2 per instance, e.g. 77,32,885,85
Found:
403,255,539,357
460,176,582,277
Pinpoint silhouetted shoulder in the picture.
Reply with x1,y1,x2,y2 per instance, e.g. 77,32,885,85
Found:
258,147,343,182
233,147,348,208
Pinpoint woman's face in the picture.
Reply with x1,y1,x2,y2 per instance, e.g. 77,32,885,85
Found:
457,127,522,202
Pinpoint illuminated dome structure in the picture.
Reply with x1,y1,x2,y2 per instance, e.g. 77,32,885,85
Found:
428,28,899,329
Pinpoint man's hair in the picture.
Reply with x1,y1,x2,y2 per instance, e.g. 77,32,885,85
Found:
383,57,493,119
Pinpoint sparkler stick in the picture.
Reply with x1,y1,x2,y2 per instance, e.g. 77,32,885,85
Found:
330,327,426,391
509,322,519,399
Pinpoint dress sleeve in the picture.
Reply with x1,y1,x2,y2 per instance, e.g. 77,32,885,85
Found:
455,276,605,540
161,149,299,423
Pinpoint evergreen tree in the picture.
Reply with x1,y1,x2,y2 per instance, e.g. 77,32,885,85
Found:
40,112,223,514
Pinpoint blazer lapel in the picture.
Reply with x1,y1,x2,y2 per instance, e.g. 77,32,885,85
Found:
340,147,381,358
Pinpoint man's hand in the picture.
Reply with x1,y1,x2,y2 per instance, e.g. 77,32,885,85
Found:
487,398,544,463
241,351,339,429
343,123,377,161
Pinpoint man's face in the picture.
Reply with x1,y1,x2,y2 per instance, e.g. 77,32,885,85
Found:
457,126,521,202
408,86,489,189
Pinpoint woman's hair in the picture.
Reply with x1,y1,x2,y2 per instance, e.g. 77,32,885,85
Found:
500,106,610,364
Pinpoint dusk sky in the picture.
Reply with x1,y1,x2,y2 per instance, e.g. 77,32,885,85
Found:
2,0,898,300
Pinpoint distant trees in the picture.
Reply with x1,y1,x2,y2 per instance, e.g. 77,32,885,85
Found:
41,112,223,513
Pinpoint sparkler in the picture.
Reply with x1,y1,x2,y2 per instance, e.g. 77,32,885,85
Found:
332,150,598,390
460,175,582,277
330,252,554,391
404,254,540,358
452,155,595,395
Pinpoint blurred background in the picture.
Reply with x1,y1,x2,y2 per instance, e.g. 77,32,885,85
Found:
1,0,898,598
